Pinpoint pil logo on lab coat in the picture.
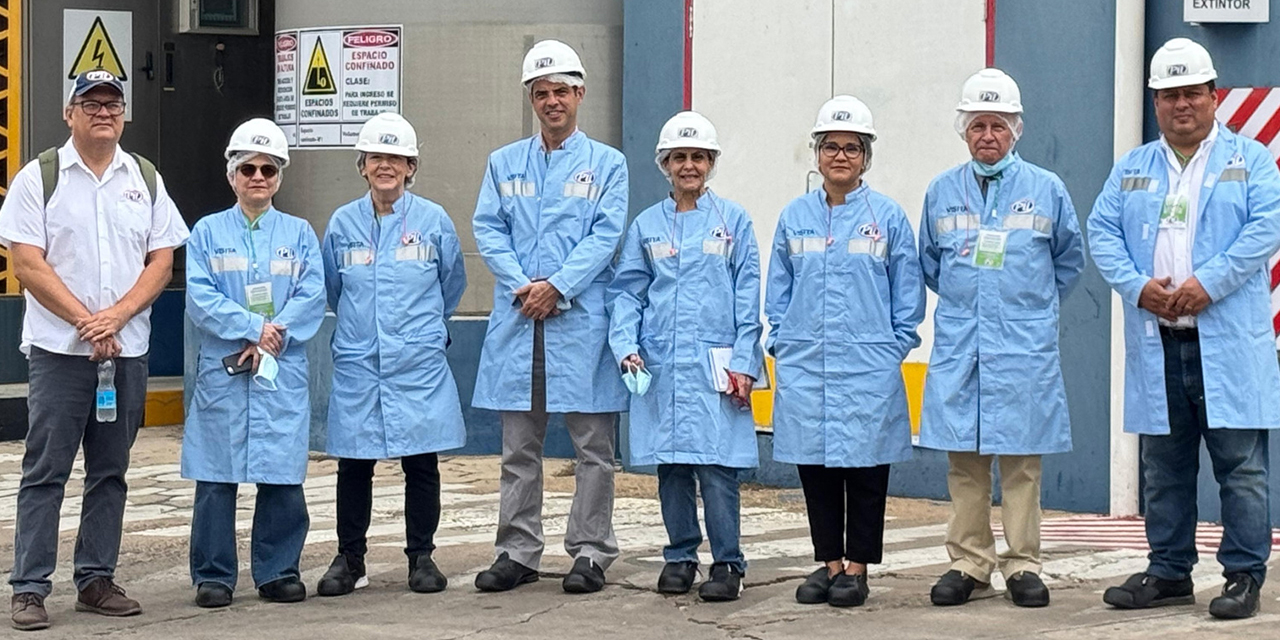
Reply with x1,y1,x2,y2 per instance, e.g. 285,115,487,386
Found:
403,231,423,245
1011,198,1036,214
573,170,595,184
710,226,730,239
857,223,879,238
275,246,296,260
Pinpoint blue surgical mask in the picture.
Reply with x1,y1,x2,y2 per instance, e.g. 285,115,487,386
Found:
253,349,279,391
971,152,1017,177
622,367,652,396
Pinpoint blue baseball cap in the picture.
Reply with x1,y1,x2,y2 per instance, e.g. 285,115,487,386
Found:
67,69,124,103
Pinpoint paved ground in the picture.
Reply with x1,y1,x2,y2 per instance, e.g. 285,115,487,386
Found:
1,427,1277,639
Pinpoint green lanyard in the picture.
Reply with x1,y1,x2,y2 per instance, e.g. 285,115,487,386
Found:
241,206,261,267
985,175,1002,222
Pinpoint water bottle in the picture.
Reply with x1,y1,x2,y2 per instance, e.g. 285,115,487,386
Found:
96,359,117,423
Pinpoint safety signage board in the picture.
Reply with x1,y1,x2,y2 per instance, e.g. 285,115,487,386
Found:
1216,87,1280,346
62,10,133,122
275,25,402,148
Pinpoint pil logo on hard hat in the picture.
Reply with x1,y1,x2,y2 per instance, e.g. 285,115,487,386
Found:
979,91,1000,102
380,133,399,145
275,246,296,260
1167,64,1188,76
678,127,699,138
86,70,117,82
832,111,852,121
251,135,272,146
535,57,555,69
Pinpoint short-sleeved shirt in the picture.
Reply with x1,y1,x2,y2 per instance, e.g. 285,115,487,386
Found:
0,139,190,356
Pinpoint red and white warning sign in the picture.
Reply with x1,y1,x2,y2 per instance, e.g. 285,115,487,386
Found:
1216,87,1280,346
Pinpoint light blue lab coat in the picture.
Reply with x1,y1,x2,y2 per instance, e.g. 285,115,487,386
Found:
608,192,763,468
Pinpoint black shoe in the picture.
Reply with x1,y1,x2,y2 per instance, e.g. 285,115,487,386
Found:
930,570,991,606
258,577,306,603
1102,572,1194,609
562,557,606,594
408,554,448,594
657,561,698,594
194,582,233,609
698,563,743,602
316,554,367,597
1209,573,1260,620
475,552,539,592
828,573,869,607
795,568,835,604
1006,572,1050,607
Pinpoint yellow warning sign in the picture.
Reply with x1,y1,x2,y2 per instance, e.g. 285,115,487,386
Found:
67,17,128,80
302,39,337,95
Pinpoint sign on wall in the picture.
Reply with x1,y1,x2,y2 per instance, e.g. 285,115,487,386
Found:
62,10,133,122
275,25,402,149
1185,0,1270,23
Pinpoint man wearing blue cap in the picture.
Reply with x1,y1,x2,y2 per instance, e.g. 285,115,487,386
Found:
0,70,189,630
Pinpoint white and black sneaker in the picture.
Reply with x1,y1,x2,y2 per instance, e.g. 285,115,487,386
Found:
316,554,368,597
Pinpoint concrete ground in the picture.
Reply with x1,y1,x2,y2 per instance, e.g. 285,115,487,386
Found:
1,427,1277,639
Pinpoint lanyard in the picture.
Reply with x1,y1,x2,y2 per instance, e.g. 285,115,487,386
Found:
239,205,267,268
959,172,1001,256
824,184,882,245
664,189,731,256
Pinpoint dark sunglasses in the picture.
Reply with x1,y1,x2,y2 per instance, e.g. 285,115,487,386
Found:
238,163,279,179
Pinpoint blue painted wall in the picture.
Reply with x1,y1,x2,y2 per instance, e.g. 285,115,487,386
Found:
1146,0,1280,525
622,0,685,217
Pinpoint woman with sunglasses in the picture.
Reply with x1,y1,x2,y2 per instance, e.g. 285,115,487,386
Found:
607,111,762,602
315,113,467,597
183,118,326,607
764,96,925,607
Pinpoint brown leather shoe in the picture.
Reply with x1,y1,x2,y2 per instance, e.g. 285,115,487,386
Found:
75,578,141,617
11,593,50,631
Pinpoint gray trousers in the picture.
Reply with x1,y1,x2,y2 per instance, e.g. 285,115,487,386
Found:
496,321,619,570
10,348,148,596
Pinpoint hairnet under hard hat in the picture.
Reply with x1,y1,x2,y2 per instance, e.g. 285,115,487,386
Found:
954,111,1024,143
226,151,285,187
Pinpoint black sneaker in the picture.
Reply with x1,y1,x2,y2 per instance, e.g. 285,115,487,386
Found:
828,572,870,608
1006,572,1050,607
697,563,743,602
657,561,698,594
930,570,992,606
408,554,447,593
475,552,539,592
1209,573,1260,620
194,582,233,608
1102,572,1194,609
795,568,835,604
563,557,606,594
316,554,368,597
257,577,306,603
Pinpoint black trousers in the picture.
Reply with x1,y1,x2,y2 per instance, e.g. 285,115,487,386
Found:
796,464,891,564
336,452,441,559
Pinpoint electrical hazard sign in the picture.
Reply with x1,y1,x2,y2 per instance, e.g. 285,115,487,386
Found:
302,40,337,95
275,25,402,149
62,10,133,121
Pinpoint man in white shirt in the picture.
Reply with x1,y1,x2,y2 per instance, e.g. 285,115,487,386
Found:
0,70,189,631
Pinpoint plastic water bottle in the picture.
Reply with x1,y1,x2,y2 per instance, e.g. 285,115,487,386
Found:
96,359,117,423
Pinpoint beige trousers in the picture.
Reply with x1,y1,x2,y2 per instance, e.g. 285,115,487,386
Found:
945,452,1043,583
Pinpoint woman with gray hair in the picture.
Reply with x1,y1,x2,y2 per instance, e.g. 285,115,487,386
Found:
316,112,467,597
183,118,326,607
764,96,925,608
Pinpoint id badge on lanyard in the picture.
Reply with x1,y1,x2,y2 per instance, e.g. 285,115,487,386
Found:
973,229,1008,269
1160,193,1189,229
243,216,276,318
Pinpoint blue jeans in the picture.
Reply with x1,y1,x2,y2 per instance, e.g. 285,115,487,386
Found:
657,464,746,573
1141,330,1271,586
189,481,310,591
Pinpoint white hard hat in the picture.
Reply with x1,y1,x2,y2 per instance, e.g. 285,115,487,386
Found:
655,111,721,180
355,112,419,157
521,39,586,85
956,68,1023,114
225,118,290,168
811,95,877,140
1148,38,1217,90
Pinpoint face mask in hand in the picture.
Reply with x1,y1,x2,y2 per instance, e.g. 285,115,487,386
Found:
622,367,652,396
253,349,280,391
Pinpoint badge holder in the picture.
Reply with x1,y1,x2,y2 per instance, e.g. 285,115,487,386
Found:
973,229,1008,270
245,272,276,319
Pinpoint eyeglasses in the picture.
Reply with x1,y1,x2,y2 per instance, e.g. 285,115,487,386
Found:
819,142,865,159
238,163,279,179
72,100,126,116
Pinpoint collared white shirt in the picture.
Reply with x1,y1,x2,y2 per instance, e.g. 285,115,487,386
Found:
0,139,190,356
1154,124,1218,328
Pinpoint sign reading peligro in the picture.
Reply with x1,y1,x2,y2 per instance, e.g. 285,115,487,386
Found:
275,25,403,149
1184,0,1270,23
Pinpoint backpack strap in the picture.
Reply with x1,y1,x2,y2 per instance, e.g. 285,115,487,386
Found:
38,147,59,207
130,152,158,204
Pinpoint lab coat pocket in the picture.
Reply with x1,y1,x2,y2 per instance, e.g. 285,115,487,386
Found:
115,199,151,252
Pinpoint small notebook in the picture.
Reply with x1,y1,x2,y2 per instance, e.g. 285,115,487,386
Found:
708,347,771,392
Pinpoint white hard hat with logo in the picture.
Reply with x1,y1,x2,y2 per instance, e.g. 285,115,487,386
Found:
355,112,419,157
1148,38,1217,90
521,39,586,85
811,95,877,140
956,69,1023,114
225,118,290,167
655,111,721,180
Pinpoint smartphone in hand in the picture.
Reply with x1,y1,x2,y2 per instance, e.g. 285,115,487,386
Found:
222,353,253,376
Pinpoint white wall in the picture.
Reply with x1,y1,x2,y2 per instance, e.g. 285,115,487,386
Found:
692,0,986,361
